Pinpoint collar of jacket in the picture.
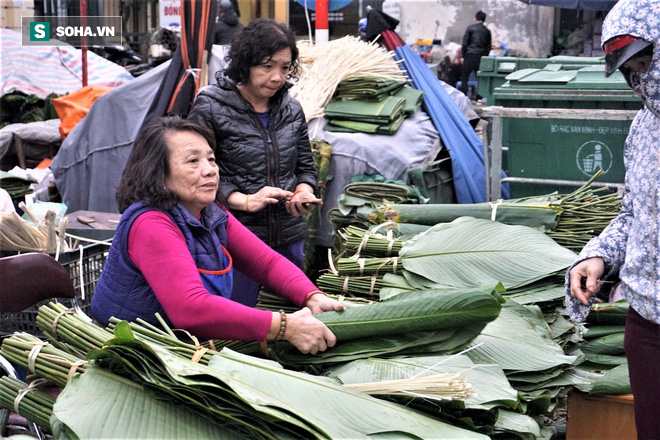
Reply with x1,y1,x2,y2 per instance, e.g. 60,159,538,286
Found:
172,202,228,232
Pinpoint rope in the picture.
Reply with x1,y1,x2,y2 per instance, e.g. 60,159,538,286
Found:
13,378,48,413
67,360,88,381
172,329,209,363
27,342,48,374
52,309,75,338
489,199,503,222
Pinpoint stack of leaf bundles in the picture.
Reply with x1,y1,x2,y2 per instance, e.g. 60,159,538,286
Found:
324,76,424,135
0,170,37,198
369,171,621,251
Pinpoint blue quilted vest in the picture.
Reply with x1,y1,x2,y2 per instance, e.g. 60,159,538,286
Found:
91,202,232,327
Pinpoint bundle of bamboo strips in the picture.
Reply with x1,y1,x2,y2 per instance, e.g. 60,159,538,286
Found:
0,333,87,388
548,180,621,251
0,376,55,432
290,36,408,121
316,273,413,297
340,225,402,257
343,372,473,401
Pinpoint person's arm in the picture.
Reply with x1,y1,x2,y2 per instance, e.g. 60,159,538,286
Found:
226,211,318,305
128,211,274,341
565,138,634,321
292,104,318,190
486,28,492,56
461,27,471,58
187,93,215,130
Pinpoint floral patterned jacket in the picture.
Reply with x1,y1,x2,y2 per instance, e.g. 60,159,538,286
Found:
565,0,660,324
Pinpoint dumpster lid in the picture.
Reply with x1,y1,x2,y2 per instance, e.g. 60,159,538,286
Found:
503,65,629,89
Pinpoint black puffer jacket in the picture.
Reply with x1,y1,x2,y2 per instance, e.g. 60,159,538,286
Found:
188,72,317,248
461,22,492,58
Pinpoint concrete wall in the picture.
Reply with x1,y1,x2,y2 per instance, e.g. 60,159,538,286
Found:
385,0,556,58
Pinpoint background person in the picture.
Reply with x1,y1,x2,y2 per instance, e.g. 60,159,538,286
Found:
566,0,660,435
91,117,343,355
188,18,319,307
459,10,491,98
212,0,243,46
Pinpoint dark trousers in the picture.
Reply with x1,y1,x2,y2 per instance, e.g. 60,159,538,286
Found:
624,306,660,438
459,54,482,96
230,239,305,307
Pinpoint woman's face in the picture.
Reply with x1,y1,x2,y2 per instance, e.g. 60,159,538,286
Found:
243,47,292,102
164,130,219,216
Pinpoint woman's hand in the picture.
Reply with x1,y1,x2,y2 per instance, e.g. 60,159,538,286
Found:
569,257,606,305
282,308,337,355
285,184,321,217
305,292,345,314
246,186,292,213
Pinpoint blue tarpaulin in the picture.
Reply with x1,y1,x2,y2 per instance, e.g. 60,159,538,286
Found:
518,0,617,10
393,44,509,203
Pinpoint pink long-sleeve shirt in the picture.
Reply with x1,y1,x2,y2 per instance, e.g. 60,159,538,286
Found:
127,210,317,341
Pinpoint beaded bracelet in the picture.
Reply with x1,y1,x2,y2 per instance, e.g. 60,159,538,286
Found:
275,309,287,341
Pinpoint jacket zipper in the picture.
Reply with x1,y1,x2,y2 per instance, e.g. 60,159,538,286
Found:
251,112,279,247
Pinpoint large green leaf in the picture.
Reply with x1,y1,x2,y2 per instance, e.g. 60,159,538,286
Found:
586,300,629,325
399,217,577,289
466,304,577,372
208,350,489,440
273,325,486,366
580,333,625,356
493,409,542,439
91,325,488,440
589,364,631,396
316,286,503,341
505,285,565,306
51,367,238,439
326,355,520,412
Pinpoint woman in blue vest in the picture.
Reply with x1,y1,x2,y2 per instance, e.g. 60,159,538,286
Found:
91,116,343,354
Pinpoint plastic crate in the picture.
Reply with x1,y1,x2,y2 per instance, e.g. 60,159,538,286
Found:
0,241,111,336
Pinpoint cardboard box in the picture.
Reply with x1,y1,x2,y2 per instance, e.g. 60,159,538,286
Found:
566,392,636,440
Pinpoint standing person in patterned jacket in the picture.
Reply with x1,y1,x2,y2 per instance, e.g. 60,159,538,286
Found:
188,18,320,307
567,0,660,435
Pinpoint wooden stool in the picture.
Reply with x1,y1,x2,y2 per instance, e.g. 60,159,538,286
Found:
566,392,636,440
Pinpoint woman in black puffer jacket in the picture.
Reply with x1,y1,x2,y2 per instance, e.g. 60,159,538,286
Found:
188,18,319,307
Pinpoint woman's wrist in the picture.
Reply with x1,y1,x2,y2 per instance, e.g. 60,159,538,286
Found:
267,310,288,340
304,290,325,306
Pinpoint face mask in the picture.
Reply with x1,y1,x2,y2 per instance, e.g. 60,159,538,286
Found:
628,71,644,97
625,69,660,118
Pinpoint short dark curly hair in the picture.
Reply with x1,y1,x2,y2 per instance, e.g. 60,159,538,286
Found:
225,18,300,84
117,116,224,213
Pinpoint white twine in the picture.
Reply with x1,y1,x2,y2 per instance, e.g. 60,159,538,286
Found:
27,341,48,374
489,199,503,222
13,378,48,413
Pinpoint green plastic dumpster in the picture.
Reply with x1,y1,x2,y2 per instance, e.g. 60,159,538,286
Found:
491,65,641,198
478,56,606,105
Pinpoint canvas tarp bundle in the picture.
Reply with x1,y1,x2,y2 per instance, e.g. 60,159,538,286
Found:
324,114,406,135
51,63,170,213
325,95,406,124
0,28,133,100
335,77,407,101
392,85,425,115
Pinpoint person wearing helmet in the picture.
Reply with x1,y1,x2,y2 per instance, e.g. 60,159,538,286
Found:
212,0,243,46
567,1,660,436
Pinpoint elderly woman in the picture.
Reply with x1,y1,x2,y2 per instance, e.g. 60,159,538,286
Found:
188,18,318,307
91,117,342,354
